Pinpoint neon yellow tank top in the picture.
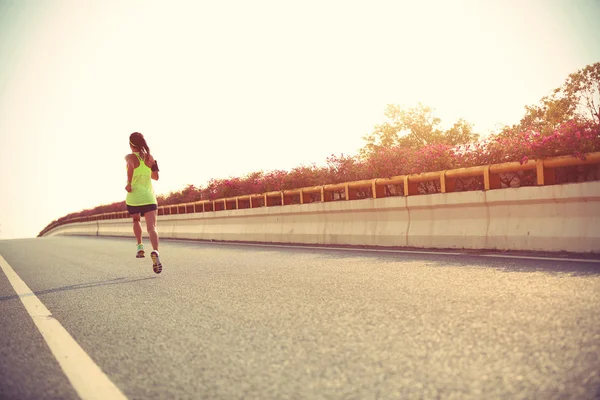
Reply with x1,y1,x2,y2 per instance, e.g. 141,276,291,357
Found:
126,152,157,206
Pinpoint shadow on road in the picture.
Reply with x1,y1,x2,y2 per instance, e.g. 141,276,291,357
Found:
48,236,600,277
312,251,600,277
0,276,157,302
220,243,600,277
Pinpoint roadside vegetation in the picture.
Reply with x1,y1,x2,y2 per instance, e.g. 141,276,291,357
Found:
41,62,600,232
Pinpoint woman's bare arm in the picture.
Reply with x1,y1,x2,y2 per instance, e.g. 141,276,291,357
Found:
125,154,135,191
146,154,159,180
151,160,159,181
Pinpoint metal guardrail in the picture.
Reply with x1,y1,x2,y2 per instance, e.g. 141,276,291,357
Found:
39,152,600,236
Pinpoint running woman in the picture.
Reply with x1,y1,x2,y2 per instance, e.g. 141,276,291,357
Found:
125,132,163,273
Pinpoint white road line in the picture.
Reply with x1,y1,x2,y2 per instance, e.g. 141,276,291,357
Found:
480,254,600,263
0,254,128,400
168,239,600,263
168,239,465,255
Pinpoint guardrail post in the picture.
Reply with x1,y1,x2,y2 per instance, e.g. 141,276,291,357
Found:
346,183,359,200
403,176,418,196
536,160,556,186
484,166,501,190
441,172,456,193
283,192,292,205
372,180,386,199
300,189,310,204
264,193,281,206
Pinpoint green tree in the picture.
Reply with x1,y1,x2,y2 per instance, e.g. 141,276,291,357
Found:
360,103,478,157
517,91,578,135
563,62,600,125
444,118,478,146
511,62,599,135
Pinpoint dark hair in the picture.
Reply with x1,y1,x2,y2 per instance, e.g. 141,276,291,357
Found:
129,132,151,161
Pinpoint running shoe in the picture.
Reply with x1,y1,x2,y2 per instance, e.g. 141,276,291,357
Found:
151,250,162,274
136,243,145,258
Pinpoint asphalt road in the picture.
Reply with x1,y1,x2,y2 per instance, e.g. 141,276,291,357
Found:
1,236,599,399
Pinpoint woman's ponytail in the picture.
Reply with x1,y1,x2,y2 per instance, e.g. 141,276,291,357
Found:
129,132,151,161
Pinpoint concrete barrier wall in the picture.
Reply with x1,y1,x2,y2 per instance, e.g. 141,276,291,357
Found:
485,181,600,252
44,181,600,253
406,190,489,249
46,221,98,237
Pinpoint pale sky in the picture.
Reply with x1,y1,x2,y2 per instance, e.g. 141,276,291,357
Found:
1,0,599,240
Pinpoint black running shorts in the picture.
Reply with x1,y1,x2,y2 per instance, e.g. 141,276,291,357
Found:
127,203,158,216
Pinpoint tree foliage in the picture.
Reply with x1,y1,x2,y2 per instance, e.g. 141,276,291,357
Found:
360,103,479,157
564,62,600,125
509,62,600,136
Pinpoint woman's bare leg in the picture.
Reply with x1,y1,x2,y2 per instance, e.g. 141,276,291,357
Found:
132,214,143,244
144,210,159,251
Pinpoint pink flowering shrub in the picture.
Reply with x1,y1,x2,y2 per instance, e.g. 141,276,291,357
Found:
324,153,370,183
282,164,329,190
410,144,458,174
483,120,600,164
